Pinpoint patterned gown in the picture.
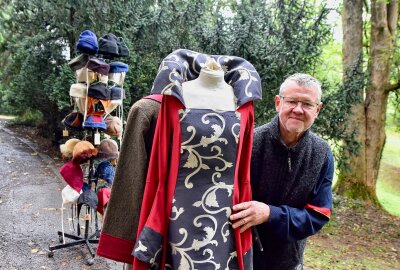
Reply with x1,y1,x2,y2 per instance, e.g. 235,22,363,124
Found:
165,109,241,269
133,49,262,270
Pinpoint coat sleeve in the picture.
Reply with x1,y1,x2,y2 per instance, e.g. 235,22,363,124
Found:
97,100,159,263
133,95,183,269
265,150,334,241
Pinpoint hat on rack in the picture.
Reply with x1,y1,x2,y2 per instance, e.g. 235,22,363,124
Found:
68,54,90,72
108,72,126,86
98,34,119,59
104,86,123,114
72,141,98,164
76,30,98,55
109,62,129,73
95,160,115,185
87,58,110,76
62,112,84,131
110,86,123,100
77,189,98,210
60,138,81,159
69,83,87,112
117,37,130,58
61,184,81,205
104,116,122,138
96,139,119,160
88,83,110,100
59,161,84,193
70,83,87,98
83,114,107,131
96,187,111,216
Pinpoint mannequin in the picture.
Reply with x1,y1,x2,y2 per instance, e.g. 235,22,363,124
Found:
182,58,236,111
132,50,262,270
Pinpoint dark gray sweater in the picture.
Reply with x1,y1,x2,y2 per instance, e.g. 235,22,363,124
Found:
251,115,332,270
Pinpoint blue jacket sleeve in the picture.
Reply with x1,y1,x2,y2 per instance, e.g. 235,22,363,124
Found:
265,150,334,241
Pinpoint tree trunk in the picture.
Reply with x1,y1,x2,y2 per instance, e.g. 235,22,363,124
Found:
336,0,369,199
337,0,398,204
365,0,398,200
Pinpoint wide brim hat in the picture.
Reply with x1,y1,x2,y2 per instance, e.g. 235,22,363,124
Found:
96,139,119,160
98,34,119,59
83,115,107,131
109,62,129,73
87,58,110,76
62,112,84,131
72,141,98,164
104,116,122,137
60,138,81,159
68,54,90,72
88,83,110,100
76,30,98,55
59,161,84,193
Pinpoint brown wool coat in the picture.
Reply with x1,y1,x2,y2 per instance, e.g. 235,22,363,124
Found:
97,97,160,263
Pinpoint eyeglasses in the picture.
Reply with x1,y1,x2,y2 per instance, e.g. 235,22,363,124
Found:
280,96,320,111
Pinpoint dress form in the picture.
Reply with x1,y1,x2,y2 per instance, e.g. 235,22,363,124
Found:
182,58,236,111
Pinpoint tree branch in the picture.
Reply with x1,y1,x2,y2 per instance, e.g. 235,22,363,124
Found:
386,81,400,92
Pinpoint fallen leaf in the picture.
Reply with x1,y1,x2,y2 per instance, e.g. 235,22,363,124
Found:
23,172,29,175
42,208,58,211
31,152,38,156
31,248,39,253
75,255,82,260
40,266,48,269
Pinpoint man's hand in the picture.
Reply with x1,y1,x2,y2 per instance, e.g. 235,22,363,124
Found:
230,201,270,233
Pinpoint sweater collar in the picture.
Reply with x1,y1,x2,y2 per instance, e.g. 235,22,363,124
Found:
150,49,262,108
270,115,311,151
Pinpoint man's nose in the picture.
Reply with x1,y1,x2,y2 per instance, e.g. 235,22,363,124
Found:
292,102,304,113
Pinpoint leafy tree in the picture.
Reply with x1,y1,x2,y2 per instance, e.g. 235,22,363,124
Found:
337,0,400,204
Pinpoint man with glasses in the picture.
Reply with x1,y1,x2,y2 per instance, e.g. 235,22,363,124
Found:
230,73,334,270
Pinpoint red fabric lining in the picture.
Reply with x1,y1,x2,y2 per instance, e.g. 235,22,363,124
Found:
305,203,331,219
96,232,135,264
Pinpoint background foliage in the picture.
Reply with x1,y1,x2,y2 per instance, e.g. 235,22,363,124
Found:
0,0,358,165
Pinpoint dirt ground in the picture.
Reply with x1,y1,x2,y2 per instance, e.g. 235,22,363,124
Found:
7,123,400,270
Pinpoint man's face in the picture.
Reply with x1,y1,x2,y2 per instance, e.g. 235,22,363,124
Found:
275,81,322,136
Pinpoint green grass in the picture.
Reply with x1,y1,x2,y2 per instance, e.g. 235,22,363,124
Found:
376,129,400,216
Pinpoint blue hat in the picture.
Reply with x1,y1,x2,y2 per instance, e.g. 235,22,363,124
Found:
62,112,84,131
109,62,129,73
95,160,115,185
76,30,98,55
83,115,107,131
110,86,123,100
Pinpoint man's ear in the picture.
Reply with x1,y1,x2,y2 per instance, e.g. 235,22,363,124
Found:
274,95,281,112
315,102,323,116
